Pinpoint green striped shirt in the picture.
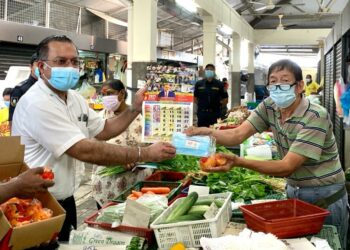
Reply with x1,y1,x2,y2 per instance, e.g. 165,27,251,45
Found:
247,97,345,187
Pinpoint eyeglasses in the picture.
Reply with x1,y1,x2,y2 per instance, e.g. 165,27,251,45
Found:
43,57,80,67
266,82,297,91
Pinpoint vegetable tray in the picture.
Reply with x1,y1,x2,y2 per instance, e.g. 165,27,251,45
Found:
84,202,154,243
145,171,191,187
240,199,330,238
150,192,232,249
112,181,183,204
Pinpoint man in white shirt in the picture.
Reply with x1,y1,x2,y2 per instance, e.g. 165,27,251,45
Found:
12,35,176,241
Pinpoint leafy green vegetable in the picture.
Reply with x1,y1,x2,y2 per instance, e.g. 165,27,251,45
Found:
127,236,144,250
158,154,200,172
206,167,285,201
97,166,126,177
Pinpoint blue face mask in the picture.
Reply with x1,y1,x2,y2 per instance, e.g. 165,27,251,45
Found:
269,84,296,108
34,67,40,79
204,70,215,79
4,101,10,107
44,63,79,92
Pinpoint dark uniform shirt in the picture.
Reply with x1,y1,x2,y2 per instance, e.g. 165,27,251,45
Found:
194,78,228,127
9,75,37,121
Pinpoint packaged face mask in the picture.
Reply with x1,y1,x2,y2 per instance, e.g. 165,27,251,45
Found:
172,132,216,157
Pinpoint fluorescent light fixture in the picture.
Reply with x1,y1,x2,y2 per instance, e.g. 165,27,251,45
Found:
288,48,314,52
219,24,233,35
175,0,198,13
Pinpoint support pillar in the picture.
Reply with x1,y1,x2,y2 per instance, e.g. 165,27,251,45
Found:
126,2,133,105
229,33,241,107
202,15,217,66
319,40,325,105
247,42,255,96
130,0,157,102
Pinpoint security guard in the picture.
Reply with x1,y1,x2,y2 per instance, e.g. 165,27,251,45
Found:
9,53,39,124
194,63,228,127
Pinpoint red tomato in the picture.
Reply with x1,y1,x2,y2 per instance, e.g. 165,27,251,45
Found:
41,168,54,180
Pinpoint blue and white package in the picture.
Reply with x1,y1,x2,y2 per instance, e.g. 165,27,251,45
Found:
172,132,216,157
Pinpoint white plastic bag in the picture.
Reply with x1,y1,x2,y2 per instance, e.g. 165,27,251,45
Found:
77,80,96,99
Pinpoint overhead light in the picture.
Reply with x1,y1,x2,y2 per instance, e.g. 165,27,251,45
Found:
175,0,198,13
219,24,233,35
288,48,314,52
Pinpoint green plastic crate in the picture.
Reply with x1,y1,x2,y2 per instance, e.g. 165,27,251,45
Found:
112,181,183,203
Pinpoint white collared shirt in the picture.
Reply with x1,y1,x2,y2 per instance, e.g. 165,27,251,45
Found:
12,79,105,200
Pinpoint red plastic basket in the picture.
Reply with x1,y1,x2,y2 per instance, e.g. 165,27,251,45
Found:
145,171,191,187
84,202,154,244
240,199,330,238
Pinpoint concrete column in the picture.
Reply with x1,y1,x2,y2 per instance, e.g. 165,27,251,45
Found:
229,33,241,108
319,40,325,105
247,42,255,95
202,15,217,67
131,0,157,101
126,2,133,105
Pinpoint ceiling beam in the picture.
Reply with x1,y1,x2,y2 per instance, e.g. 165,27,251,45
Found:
249,0,292,27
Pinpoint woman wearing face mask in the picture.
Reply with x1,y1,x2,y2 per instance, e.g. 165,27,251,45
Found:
91,79,152,208
185,59,348,249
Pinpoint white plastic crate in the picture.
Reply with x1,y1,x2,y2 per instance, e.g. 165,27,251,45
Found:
150,192,232,249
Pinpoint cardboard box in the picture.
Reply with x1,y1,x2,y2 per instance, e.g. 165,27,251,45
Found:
0,136,66,250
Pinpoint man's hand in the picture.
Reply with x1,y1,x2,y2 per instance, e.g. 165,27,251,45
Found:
200,153,238,172
11,167,54,198
184,126,213,136
133,85,148,112
143,142,176,162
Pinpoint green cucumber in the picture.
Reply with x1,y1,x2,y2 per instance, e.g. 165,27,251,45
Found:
165,192,198,223
187,205,210,216
165,213,203,224
214,199,225,208
194,198,215,206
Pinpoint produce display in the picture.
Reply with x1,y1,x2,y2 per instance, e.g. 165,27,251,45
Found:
212,106,251,129
127,187,171,200
0,197,53,227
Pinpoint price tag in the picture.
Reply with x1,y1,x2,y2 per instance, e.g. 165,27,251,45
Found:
204,202,219,219
122,199,150,228
188,185,209,196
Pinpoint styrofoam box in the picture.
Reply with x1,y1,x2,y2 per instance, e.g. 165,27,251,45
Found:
150,192,232,249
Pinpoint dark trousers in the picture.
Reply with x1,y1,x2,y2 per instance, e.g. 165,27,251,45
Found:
57,196,77,242
197,110,220,127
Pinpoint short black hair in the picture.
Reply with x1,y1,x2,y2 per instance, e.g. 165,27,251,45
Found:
205,64,215,70
30,53,38,65
222,77,227,82
3,88,13,97
306,74,312,79
36,35,77,60
103,79,128,99
267,59,303,84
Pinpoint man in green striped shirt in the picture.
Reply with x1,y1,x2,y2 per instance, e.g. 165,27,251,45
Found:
186,59,348,248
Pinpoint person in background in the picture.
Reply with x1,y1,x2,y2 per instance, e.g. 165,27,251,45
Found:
186,59,348,248
304,74,321,96
0,167,54,204
222,77,229,91
9,53,39,125
92,79,152,208
220,78,229,119
12,35,176,241
1,88,12,108
194,64,228,127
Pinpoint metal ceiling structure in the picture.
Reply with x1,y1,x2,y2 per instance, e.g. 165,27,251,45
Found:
2,0,348,55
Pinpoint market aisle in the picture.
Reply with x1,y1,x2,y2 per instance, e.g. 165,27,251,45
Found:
74,163,97,230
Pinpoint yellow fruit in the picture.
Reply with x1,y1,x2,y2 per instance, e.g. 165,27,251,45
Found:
169,242,186,250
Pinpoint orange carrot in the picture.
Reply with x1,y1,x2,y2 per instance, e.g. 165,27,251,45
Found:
146,191,155,195
141,187,171,194
127,193,138,200
132,190,143,198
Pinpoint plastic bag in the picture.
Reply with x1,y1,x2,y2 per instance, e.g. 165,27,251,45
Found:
172,132,216,157
76,80,96,99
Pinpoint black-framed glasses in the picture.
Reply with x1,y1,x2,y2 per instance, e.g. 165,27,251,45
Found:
43,57,80,67
267,82,297,91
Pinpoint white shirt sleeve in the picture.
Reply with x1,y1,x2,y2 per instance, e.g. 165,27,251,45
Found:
23,102,86,158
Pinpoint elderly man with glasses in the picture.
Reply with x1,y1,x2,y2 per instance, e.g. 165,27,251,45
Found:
186,59,348,249
11,35,176,241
